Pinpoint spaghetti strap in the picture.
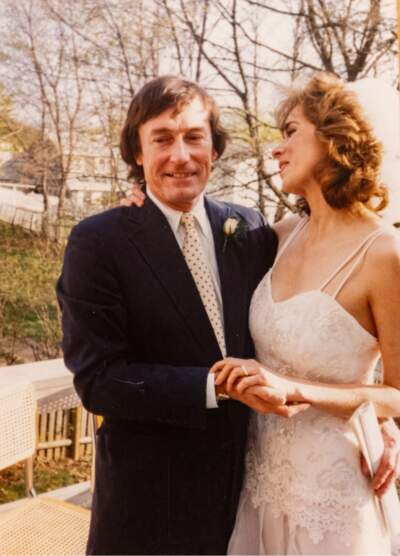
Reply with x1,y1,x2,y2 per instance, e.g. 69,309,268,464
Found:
273,217,309,268
320,229,384,299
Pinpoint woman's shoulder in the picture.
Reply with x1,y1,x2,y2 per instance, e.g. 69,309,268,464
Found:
365,225,400,282
273,212,305,244
367,224,400,257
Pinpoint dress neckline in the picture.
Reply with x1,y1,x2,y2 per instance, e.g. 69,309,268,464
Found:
266,269,377,344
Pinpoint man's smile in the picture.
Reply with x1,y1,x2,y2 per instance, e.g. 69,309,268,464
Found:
164,171,197,178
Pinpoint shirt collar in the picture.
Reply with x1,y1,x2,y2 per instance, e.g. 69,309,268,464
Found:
147,186,210,237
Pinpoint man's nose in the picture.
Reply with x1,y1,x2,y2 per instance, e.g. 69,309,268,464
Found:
170,138,190,163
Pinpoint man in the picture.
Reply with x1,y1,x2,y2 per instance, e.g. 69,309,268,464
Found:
57,76,281,555
57,76,399,555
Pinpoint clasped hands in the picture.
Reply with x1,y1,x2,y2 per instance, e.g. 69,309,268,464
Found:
210,357,310,418
210,357,400,496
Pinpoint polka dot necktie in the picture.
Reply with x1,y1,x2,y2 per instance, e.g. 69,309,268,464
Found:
181,212,226,357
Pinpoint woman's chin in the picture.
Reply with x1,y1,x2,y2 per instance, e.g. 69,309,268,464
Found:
281,177,307,197
281,182,299,196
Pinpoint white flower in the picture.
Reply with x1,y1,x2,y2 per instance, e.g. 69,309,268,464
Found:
223,217,239,236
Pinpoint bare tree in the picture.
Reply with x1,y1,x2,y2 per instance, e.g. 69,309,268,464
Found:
246,0,397,82
86,74,130,206
154,0,396,219
42,0,188,187
1,0,396,227
154,0,295,216
0,84,61,236
1,0,87,240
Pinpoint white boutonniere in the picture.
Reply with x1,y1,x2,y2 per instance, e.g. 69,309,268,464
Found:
222,217,247,252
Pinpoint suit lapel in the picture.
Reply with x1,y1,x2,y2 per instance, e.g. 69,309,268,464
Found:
125,199,221,356
205,198,249,356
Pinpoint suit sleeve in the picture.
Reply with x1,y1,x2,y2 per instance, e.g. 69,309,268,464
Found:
57,223,209,430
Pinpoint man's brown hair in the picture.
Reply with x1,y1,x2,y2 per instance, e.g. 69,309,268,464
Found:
120,75,228,185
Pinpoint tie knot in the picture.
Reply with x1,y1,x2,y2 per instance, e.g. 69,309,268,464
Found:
181,212,196,228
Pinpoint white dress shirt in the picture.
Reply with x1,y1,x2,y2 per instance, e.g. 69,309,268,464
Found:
147,187,223,408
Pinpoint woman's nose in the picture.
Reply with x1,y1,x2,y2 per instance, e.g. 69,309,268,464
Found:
272,144,284,159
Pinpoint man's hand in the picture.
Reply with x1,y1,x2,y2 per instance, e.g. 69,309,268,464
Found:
361,419,400,497
210,357,299,400
211,358,310,418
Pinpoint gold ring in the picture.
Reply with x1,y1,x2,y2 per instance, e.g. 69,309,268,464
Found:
241,365,249,377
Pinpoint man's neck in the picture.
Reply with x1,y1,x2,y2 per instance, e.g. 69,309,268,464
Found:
146,187,203,214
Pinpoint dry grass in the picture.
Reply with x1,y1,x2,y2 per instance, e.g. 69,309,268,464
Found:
0,457,91,504
0,221,63,365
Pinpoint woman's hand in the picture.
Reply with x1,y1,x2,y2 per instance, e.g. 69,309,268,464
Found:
210,357,286,405
210,357,310,417
361,420,400,497
210,357,297,401
121,185,146,207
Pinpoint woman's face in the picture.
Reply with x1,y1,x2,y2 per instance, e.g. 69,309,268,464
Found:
273,104,327,196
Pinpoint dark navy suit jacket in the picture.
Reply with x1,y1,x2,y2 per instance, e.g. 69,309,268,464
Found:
57,196,277,555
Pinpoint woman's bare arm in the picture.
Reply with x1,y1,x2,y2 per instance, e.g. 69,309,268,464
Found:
221,231,400,419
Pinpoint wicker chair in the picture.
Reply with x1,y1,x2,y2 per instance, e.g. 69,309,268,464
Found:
0,381,91,556
0,381,36,497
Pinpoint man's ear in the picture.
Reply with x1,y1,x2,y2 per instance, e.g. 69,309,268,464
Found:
212,149,218,161
135,151,143,166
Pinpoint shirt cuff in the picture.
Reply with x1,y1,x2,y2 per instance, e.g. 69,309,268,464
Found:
206,372,218,408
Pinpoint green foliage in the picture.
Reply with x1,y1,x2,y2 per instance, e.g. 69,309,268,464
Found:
0,87,16,140
0,222,63,364
0,87,37,151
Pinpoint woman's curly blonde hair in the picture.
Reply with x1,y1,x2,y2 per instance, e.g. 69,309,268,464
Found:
275,72,388,214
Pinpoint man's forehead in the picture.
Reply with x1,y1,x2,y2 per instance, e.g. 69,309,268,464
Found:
143,97,210,132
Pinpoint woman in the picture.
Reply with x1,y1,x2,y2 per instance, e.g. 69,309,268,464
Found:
123,73,400,554
211,73,400,554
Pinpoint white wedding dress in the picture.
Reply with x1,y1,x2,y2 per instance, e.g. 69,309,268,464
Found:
228,218,391,555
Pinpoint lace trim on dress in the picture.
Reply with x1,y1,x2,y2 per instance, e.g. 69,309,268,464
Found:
244,410,371,545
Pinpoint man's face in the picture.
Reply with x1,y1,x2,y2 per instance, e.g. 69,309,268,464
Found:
136,97,217,212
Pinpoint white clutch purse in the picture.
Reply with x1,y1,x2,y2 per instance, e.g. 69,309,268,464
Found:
350,401,400,537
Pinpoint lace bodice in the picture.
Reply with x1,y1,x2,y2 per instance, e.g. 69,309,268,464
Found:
244,219,383,546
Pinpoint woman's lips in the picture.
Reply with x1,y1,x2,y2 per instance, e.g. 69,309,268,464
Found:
279,162,289,174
